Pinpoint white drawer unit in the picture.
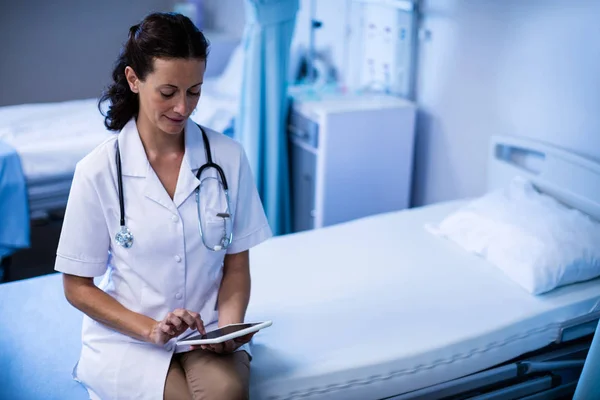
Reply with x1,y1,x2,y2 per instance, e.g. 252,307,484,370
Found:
287,91,417,232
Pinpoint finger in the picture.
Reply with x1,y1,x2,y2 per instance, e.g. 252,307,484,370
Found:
211,343,224,354
189,312,206,334
173,309,196,329
223,340,236,353
219,341,229,354
203,344,218,352
219,342,228,353
173,310,205,334
165,313,183,329
166,314,184,331
164,314,187,336
160,322,176,336
234,332,256,343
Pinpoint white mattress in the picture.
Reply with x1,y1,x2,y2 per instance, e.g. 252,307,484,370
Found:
245,200,600,400
0,98,112,182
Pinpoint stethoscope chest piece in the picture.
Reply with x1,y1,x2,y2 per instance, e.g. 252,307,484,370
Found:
115,225,134,248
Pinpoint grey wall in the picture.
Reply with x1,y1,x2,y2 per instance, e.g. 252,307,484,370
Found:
202,0,246,37
0,0,174,106
412,0,600,206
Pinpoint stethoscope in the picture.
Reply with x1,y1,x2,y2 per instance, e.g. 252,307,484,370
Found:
114,125,233,251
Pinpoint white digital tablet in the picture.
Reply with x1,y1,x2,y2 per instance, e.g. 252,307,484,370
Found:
176,321,272,346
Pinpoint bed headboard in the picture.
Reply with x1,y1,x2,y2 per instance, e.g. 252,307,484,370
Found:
487,135,600,221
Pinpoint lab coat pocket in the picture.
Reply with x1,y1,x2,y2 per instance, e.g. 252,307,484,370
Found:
202,206,230,223
199,207,232,251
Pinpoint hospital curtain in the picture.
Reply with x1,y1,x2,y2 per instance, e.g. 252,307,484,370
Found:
234,0,299,236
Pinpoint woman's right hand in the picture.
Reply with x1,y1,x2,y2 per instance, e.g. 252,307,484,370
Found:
148,309,206,346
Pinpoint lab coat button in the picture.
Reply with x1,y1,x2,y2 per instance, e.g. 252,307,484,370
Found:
174,255,182,263
172,215,179,223
175,292,182,300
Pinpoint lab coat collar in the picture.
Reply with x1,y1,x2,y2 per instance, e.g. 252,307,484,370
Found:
117,117,207,210
173,120,205,207
181,119,207,172
117,118,148,178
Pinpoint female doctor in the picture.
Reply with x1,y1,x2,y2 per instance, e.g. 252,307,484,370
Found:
55,12,272,400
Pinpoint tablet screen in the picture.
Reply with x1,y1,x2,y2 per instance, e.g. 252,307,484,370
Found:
182,323,261,341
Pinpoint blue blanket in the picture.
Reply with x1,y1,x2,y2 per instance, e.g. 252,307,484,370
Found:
0,140,30,260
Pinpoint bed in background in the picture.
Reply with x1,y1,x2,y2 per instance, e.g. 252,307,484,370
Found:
0,135,599,399
0,98,113,220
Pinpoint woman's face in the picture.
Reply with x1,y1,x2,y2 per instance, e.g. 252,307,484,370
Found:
126,57,206,135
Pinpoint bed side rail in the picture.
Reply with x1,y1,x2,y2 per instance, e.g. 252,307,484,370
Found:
556,310,600,344
390,340,591,400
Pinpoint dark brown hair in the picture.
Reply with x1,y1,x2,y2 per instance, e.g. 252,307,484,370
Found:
99,12,210,131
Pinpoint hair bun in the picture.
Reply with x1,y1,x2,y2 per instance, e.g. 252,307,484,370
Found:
129,24,140,39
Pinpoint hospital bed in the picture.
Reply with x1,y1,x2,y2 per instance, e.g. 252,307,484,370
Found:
1,134,599,399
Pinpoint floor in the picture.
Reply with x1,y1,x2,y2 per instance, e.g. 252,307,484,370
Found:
2,220,63,282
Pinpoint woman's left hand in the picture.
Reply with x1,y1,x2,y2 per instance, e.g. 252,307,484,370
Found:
191,332,256,354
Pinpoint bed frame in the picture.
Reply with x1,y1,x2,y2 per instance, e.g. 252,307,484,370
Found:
390,135,600,399
488,135,600,221
393,315,598,399
0,175,70,282
27,173,73,221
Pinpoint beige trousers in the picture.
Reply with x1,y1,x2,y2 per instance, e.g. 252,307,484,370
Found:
163,349,251,400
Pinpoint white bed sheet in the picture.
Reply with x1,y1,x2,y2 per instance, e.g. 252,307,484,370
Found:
0,98,111,181
244,200,600,400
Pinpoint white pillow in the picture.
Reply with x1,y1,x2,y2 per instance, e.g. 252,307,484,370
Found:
427,176,600,295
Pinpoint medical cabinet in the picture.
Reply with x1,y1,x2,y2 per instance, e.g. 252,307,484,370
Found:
288,90,416,232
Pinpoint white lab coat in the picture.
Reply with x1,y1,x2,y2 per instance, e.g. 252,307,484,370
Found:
55,118,272,400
